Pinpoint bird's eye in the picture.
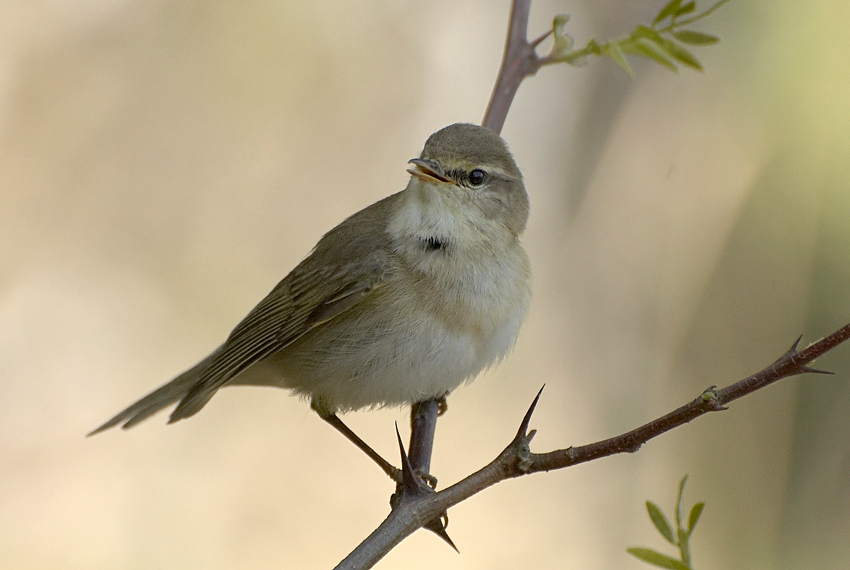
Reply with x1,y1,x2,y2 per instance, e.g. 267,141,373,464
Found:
468,169,487,186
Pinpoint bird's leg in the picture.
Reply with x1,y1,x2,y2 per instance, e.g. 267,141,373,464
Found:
321,413,401,483
408,398,444,488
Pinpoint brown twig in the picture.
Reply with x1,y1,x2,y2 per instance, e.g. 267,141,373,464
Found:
482,0,546,134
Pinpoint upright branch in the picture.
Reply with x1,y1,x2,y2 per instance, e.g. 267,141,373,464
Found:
483,0,546,134
398,0,543,542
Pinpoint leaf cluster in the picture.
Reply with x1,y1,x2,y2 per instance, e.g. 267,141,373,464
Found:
548,0,727,77
627,476,705,570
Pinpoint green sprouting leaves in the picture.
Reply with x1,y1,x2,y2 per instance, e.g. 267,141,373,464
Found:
688,501,705,533
663,41,703,70
654,0,697,25
646,501,676,544
607,40,634,77
547,0,728,77
627,476,705,570
551,14,586,66
673,30,721,45
552,14,574,53
628,548,692,570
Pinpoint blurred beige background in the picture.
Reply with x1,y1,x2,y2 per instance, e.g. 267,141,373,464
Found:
3,1,850,568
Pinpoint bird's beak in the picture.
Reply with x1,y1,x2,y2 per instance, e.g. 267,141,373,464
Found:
407,158,453,184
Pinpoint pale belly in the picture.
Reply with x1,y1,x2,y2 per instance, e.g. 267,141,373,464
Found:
231,283,526,415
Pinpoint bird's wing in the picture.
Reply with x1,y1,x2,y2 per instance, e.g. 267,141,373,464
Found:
169,249,392,421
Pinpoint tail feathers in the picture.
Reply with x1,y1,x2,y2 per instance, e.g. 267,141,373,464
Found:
88,350,219,436
168,385,217,424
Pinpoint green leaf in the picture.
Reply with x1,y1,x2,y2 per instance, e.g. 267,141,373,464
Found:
564,52,589,67
665,40,703,70
632,25,664,43
551,14,575,57
630,38,678,72
646,501,676,544
627,548,691,570
653,0,682,25
675,1,696,18
675,476,689,529
672,30,720,44
688,502,705,532
608,42,635,79
553,14,570,38
606,41,634,77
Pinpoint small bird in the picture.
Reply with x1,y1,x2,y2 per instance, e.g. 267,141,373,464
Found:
90,123,531,466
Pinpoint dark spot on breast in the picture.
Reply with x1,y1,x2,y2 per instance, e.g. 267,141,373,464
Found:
421,236,446,251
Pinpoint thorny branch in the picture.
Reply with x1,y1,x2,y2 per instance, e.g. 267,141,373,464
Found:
338,325,850,570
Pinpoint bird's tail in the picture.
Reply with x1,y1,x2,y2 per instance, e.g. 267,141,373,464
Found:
87,349,220,436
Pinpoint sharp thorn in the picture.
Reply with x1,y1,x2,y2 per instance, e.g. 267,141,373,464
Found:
772,336,805,367
530,29,553,49
395,423,422,497
425,514,459,553
396,423,454,549
789,335,804,354
516,385,545,440
802,365,834,375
